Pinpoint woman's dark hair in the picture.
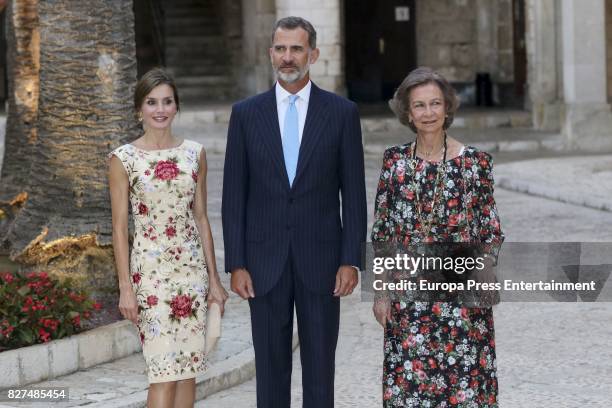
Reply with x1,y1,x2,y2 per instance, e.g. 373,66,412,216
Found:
134,68,180,113
389,67,459,133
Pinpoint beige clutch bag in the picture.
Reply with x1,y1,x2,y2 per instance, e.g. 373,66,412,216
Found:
205,303,222,354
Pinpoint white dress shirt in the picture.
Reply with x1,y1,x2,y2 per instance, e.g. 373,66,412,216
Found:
276,80,311,144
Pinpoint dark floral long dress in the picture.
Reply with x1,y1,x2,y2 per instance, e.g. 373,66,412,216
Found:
371,143,504,407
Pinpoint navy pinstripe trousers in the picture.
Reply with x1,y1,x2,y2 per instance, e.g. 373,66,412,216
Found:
249,246,340,408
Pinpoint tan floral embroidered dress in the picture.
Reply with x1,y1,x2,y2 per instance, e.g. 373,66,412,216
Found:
110,140,208,383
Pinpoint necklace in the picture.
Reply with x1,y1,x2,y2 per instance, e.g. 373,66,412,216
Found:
416,139,444,159
410,133,448,238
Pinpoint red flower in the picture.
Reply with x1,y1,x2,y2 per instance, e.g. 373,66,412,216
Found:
2,272,14,283
132,273,141,284
428,357,437,369
411,360,423,371
165,226,177,238
146,295,158,306
138,203,148,215
448,213,463,226
480,357,487,368
38,328,51,342
445,342,454,353
93,302,102,310
448,198,459,208
192,170,198,182
72,315,81,327
144,169,151,176
154,160,180,180
170,294,193,319
432,303,441,315
449,395,458,405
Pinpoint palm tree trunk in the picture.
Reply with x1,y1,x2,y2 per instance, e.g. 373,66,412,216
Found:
0,0,39,250
7,0,138,297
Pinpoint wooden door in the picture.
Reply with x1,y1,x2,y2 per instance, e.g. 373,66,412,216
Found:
345,0,416,102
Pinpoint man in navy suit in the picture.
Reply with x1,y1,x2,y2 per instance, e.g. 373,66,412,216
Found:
222,16,367,407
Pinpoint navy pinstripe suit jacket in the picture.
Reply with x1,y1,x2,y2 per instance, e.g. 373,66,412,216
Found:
222,83,367,295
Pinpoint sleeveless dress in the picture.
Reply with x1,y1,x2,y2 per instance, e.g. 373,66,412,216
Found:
372,143,503,407
109,140,209,383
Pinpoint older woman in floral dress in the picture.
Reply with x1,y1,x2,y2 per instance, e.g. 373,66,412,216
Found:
372,67,504,407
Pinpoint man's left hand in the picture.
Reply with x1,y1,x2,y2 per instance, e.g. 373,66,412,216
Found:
333,265,358,297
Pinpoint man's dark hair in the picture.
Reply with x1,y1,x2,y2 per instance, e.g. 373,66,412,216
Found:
271,16,317,49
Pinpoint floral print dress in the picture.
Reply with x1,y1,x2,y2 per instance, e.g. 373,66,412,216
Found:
371,143,504,407
110,140,208,383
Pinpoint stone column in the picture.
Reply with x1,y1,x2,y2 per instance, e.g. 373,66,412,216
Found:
561,0,612,151
240,0,276,95
275,0,343,94
525,0,561,130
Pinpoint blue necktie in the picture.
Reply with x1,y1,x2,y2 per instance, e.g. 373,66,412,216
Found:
283,95,299,186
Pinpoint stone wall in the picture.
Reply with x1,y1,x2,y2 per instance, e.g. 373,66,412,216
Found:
416,0,478,83
606,0,612,102
416,0,515,105
240,0,276,96
222,0,243,98
275,0,344,94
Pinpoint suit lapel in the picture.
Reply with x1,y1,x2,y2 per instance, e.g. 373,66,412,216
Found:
255,88,291,188
293,83,330,186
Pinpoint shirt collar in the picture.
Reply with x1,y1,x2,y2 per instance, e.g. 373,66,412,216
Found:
275,80,312,104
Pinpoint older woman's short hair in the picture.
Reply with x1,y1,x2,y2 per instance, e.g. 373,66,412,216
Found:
389,67,459,133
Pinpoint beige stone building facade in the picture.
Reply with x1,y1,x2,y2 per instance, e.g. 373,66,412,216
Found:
0,0,612,151
136,0,612,151
0,0,568,151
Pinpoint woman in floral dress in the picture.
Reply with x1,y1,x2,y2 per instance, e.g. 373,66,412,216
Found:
372,67,504,407
108,68,228,408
